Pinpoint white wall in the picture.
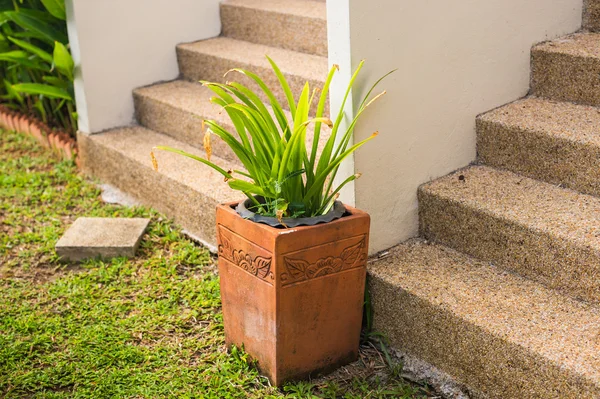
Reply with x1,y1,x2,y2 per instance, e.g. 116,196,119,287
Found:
326,0,355,206
332,0,582,253
66,0,221,134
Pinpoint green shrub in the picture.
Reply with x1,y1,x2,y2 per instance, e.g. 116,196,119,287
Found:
152,58,393,220
0,0,77,135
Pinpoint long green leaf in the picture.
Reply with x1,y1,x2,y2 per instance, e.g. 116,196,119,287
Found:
152,146,233,179
52,40,72,79
8,35,52,62
0,50,49,70
315,60,365,181
305,132,378,203
4,10,67,44
3,78,23,104
11,82,71,99
40,0,66,20
42,74,67,88
228,179,268,197
266,55,296,117
225,68,290,136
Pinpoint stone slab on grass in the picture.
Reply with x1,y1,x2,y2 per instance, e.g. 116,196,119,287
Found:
56,217,150,262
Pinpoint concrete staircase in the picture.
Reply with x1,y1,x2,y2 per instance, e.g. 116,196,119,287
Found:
369,3,600,398
78,0,328,248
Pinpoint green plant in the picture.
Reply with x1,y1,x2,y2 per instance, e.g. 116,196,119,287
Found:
362,278,395,369
152,58,393,220
0,0,77,135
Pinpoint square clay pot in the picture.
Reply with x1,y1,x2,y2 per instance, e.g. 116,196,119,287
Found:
216,202,370,386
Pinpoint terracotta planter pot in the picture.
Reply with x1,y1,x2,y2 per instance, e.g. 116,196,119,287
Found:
216,202,370,386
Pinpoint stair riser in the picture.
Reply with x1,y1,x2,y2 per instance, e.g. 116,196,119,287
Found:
531,49,600,106
78,132,219,247
418,191,600,304
133,93,239,164
584,0,600,31
368,275,599,399
176,46,327,114
477,118,600,197
221,3,327,57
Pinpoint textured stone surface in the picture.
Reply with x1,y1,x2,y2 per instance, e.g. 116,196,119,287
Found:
531,33,600,107
584,0,600,31
134,80,240,164
78,127,244,247
419,165,600,304
477,97,600,197
369,239,600,399
221,0,327,57
176,37,328,113
56,217,149,261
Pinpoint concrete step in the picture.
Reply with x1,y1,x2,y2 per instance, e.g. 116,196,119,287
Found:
369,239,600,399
133,80,331,165
477,97,600,197
77,126,244,248
176,37,329,113
221,0,327,57
584,0,600,32
133,80,239,164
531,33,600,107
418,165,600,304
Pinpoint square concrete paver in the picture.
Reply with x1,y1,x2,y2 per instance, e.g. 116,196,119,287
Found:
56,217,150,262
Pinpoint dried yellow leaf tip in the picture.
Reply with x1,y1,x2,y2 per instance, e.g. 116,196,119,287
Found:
150,151,159,172
276,210,288,228
324,118,334,128
371,131,379,138
223,68,239,78
204,129,212,161
355,173,362,179
333,64,340,71
365,91,387,108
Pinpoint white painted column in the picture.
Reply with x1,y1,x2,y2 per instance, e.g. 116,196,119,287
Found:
341,0,582,253
66,0,221,134
326,0,355,207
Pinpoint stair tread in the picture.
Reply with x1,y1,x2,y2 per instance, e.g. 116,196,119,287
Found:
480,97,600,147
91,125,242,204
220,0,327,56
369,239,600,383
420,165,600,249
177,37,328,84
533,32,600,58
222,0,326,20
135,80,224,125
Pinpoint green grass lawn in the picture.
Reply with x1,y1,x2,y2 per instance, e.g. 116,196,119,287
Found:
0,130,432,398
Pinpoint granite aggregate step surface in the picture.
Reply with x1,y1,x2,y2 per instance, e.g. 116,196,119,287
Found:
176,37,328,113
369,239,600,399
477,96,600,197
221,0,327,56
78,126,243,247
532,33,600,107
419,165,600,304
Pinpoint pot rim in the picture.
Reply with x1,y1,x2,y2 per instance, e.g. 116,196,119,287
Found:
235,197,346,228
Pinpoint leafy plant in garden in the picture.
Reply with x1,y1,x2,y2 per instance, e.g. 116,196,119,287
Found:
0,0,77,135
152,58,393,219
